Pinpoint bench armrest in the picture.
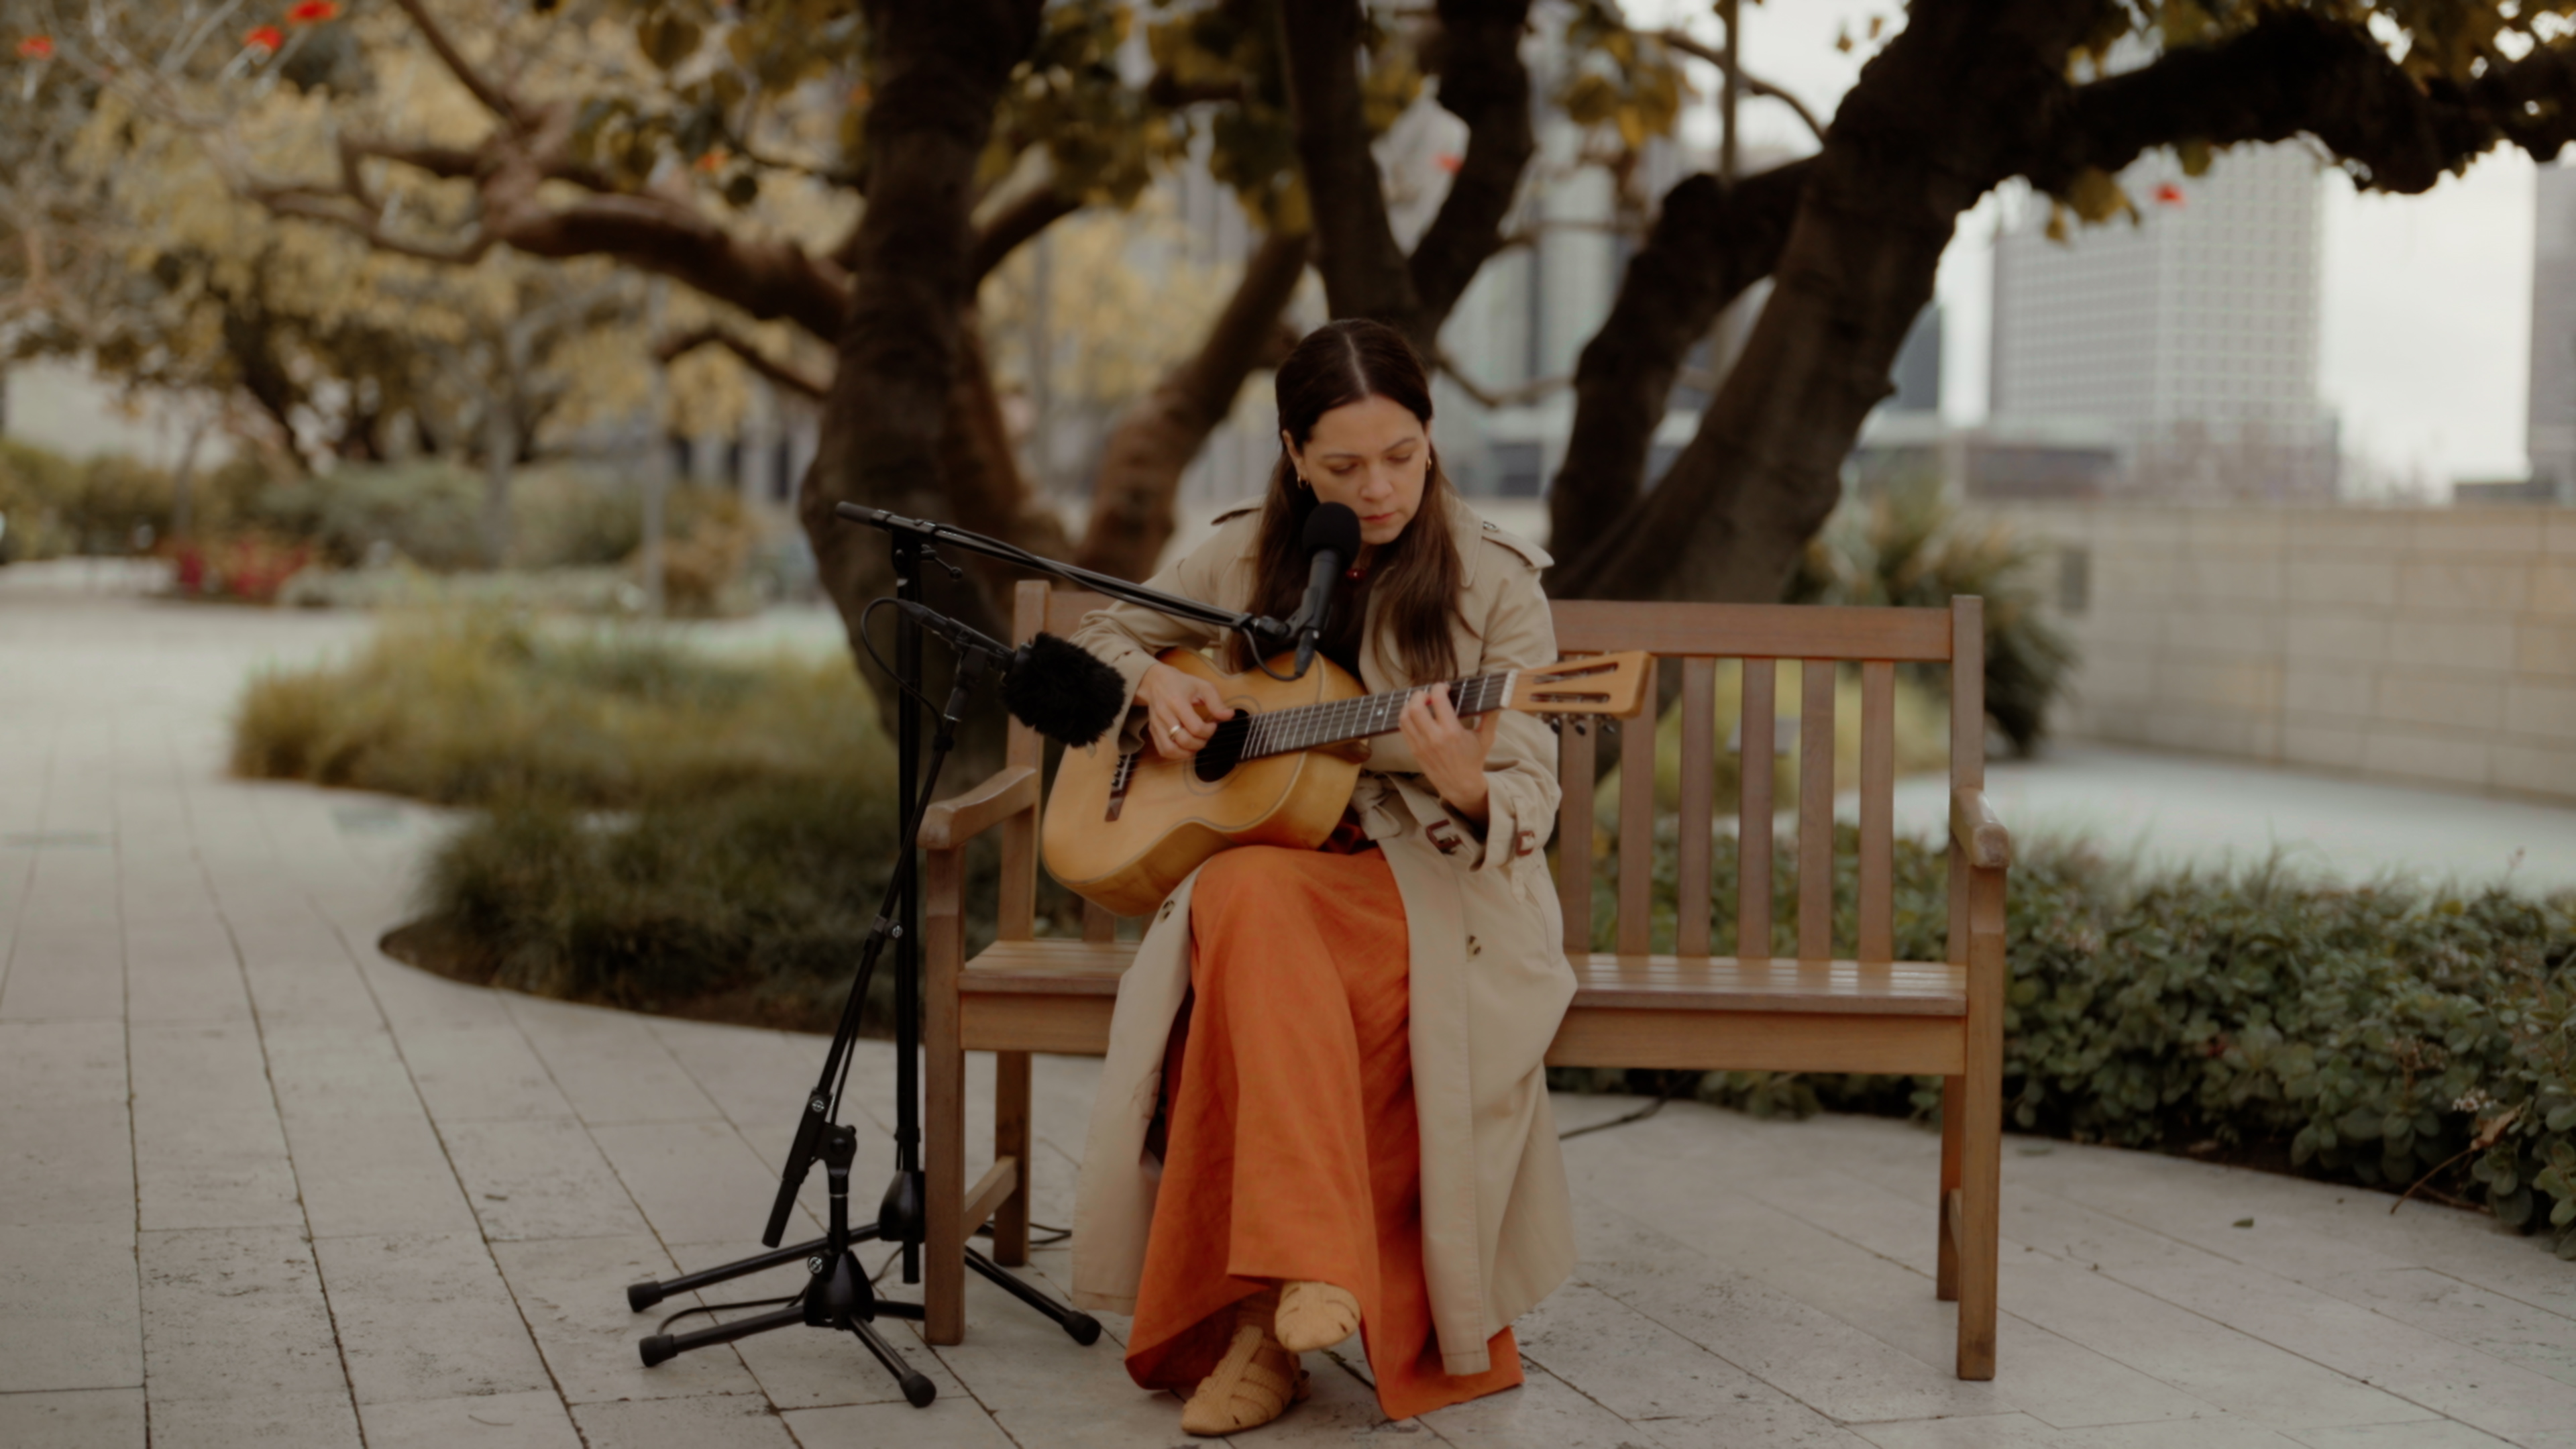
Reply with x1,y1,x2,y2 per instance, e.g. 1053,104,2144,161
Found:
1949,787,2011,871
921,766,1040,851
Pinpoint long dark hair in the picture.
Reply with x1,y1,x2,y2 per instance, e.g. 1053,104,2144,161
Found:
1239,319,1464,684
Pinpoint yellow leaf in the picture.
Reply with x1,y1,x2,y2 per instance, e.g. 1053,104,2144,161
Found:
2063,166,2132,225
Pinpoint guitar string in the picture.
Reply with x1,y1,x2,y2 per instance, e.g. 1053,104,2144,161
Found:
1203,671,1517,762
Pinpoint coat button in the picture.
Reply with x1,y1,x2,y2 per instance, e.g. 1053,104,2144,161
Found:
1467,935,1481,956
1157,900,1175,921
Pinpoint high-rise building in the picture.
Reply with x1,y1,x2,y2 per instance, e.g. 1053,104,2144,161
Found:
1988,143,2332,500
2522,159,2576,503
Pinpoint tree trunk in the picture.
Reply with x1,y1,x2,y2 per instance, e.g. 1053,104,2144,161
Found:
1277,0,1424,344
1544,162,1807,572
796,0,1043,774
1279,0,1536,358
1074,229,1309,581
1552,0,2092,605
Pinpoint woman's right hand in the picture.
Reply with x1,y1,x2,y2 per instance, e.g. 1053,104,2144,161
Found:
1138,661,1235,759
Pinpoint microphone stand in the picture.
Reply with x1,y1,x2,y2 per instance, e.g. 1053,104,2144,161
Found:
621,506,1298,1407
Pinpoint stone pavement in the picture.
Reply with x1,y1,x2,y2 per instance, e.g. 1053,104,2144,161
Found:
5,589,2575,1449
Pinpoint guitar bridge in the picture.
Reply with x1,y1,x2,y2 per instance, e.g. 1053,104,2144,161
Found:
1105,749,1138,822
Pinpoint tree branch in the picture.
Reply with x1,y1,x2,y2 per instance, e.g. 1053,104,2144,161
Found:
1545,158,1809,569
1278,0,1426,346
1436,349,1567,409
658,324,829,400
1651,30,1829,144
970,181,1081,283
1407,0,1536,335
250,187,498,264
387,0,524,124
2029,11,2576,197
1078,227,1311,579
345,136,484,180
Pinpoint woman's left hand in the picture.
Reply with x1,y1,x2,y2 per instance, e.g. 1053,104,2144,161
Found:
1400,683,1501,823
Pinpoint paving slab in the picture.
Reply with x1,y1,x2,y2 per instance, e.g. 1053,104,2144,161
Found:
441,1118,653,1242
354,1389,585,1449
308,1232,553,1406
0,1221,143,1395
143,1390,365,1449
488,1235,765,1405
0,1387,148,1449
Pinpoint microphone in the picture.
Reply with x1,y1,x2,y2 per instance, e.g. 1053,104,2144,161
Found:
891,601,1128,747
1290,502,1361,678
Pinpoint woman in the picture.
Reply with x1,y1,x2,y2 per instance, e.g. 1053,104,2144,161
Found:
1067,319,1578,1435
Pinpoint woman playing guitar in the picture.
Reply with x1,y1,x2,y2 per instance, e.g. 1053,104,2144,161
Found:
1063,320,1580,1435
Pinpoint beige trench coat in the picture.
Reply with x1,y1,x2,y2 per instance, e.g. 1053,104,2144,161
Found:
1064,495,1578,1376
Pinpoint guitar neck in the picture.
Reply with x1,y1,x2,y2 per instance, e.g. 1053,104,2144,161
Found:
1237,672,1515,761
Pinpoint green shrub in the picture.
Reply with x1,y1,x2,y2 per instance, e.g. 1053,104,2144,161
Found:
1555,822,2576,1254
421,777,908,1030
232,610,877,805
252,460,490,570
0,438,174,559
231,610,975,1031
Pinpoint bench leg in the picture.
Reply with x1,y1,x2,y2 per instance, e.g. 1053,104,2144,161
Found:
924,849,968,1345
993,1051,1032,1267
1954,867,2006,1381
1937,1075,1964,1303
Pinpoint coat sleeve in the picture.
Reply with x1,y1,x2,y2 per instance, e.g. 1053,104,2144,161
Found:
1065,517,1253,707
1456,560,1563,881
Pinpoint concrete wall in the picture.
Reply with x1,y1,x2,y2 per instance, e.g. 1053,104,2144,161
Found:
1983,504,2576,803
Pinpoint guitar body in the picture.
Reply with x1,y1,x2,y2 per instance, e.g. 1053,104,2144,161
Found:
1041,649,1369,918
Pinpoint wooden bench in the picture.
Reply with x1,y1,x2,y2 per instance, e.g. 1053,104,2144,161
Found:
919,580,2010,1379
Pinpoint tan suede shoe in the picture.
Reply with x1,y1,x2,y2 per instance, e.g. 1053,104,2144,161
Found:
1275,1280,1360,1354
1179,1290,1307,1436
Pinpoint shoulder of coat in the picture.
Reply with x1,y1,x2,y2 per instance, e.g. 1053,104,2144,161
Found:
1210,501,1263,525
1470,514,1552,573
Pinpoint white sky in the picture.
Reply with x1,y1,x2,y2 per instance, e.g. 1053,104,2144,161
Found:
1625,0,2540,489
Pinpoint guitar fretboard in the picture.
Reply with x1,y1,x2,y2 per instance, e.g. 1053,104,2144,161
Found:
1208,672,1517,761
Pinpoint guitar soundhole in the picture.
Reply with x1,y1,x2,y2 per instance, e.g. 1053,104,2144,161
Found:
1193,719,1250,783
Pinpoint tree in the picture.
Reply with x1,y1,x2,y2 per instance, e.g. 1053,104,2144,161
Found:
1521,1,2576,605
12,0,2572,713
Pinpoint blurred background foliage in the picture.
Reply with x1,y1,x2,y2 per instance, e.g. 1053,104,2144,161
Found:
1792,472,2078,757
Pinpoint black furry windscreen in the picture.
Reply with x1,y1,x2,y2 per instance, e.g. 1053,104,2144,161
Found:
1004,633,1129,747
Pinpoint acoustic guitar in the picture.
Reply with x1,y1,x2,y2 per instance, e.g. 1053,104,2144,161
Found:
1040,647,1650,916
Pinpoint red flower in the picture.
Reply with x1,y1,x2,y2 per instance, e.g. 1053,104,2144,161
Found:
244,24,283,53
1434,152,1462,175
286,0,340,23
15,36,54,60
2154,182,2186,207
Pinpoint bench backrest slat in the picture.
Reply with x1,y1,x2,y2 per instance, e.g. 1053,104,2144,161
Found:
1081,898,1118,943
1615,656,1660,957
1004,580,1970,965
1557,712,1597,953
1858,660,1898,964
1737,658,1776,959
1797,660,1837,961
1947,596,1984,967
1674,657,1717,959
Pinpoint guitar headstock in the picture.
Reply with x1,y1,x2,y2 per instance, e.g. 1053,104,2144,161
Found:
1511,651,1651,720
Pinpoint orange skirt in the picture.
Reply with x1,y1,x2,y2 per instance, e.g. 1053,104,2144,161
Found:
1122,840,1523,1421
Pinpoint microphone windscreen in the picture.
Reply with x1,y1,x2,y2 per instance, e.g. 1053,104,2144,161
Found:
1003,633,1130,748
1302,501,1361,559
